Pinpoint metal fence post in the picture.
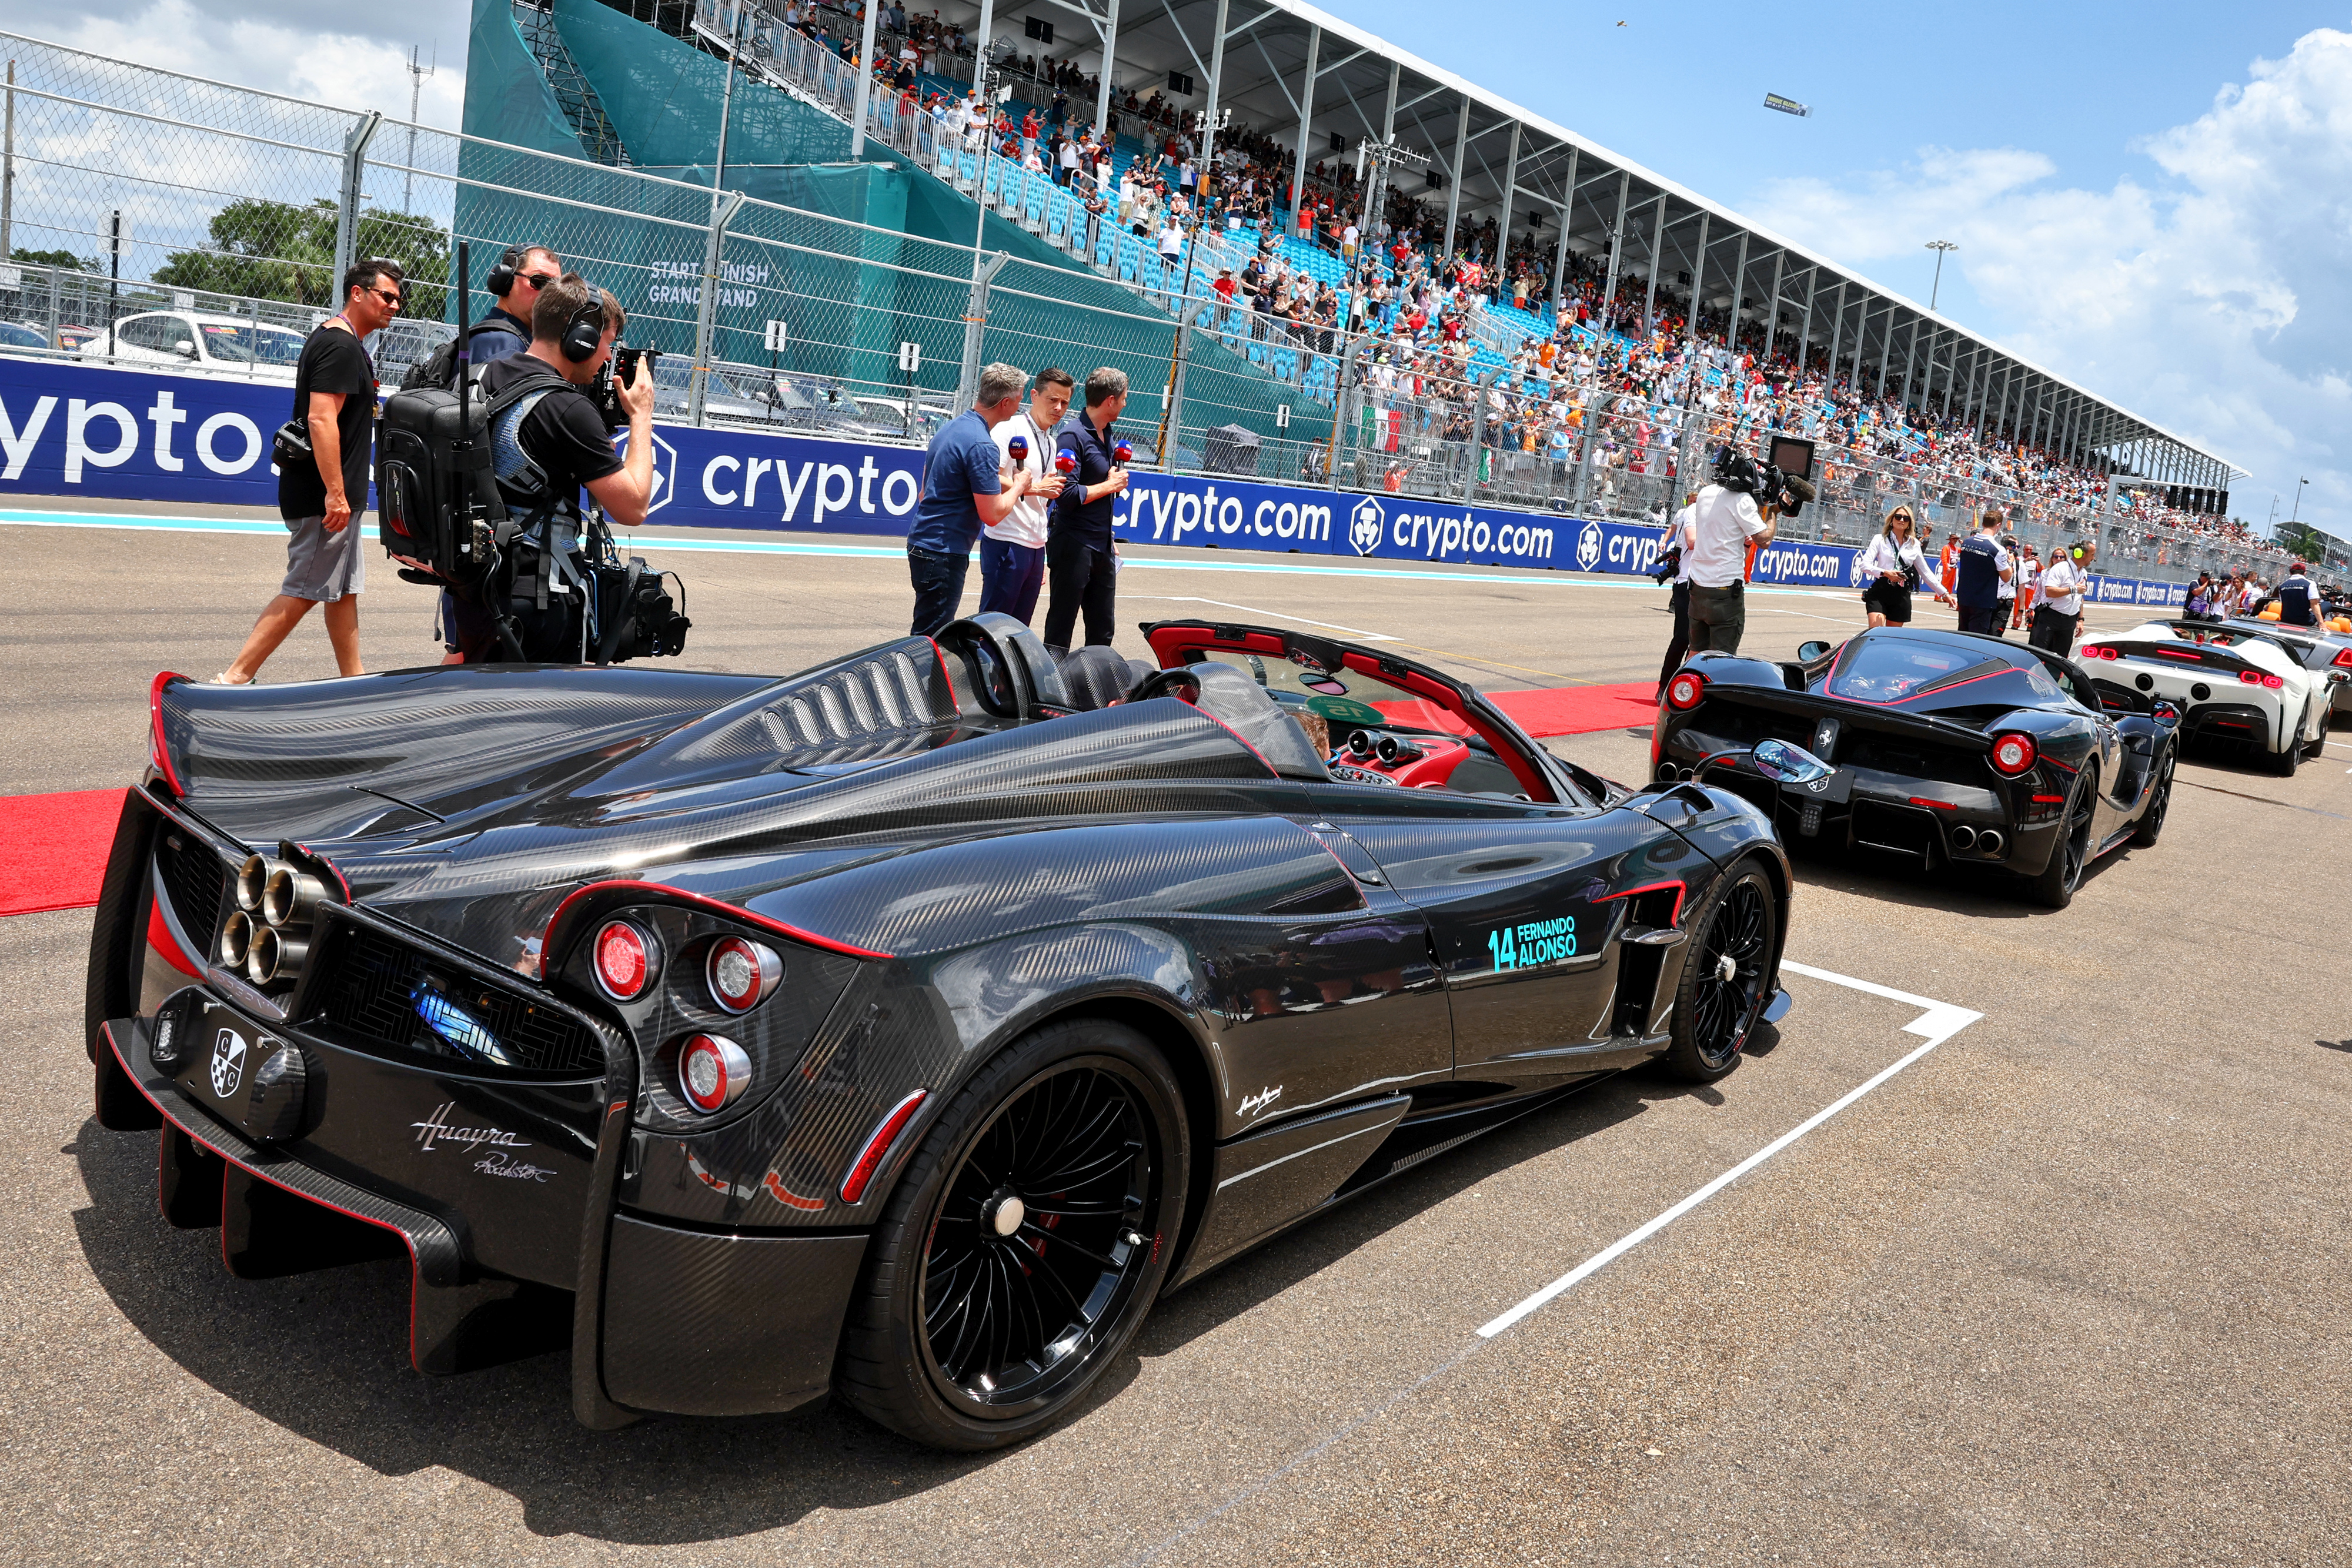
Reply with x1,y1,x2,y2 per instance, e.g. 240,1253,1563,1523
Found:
956,251,1007,414
331,111,384,296
1164,319,1189,472
690,189,746,427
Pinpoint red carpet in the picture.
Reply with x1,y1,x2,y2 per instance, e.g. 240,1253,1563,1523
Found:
1375,681,1658,740
0,789,125,915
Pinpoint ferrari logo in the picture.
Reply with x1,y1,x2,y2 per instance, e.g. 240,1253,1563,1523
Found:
209,1028,246,1099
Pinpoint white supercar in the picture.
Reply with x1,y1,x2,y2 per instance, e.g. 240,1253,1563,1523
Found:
2077,619,2340,777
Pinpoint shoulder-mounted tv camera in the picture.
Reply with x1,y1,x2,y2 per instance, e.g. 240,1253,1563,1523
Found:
1713,433,1818,517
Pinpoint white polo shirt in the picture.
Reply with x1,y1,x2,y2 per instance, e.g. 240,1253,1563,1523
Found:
1678,484,1767,589
2040,555,2086,616
987,410,1055,548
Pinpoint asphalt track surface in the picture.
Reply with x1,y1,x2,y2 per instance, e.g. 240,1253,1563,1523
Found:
4,507,2348,1567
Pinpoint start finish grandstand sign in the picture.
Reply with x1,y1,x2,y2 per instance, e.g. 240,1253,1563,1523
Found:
0,359,2187,609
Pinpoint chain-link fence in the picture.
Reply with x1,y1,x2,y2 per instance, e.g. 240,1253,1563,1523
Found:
0,21,2285,587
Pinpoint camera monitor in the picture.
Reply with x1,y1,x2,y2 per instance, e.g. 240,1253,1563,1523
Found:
1768,434,1816,480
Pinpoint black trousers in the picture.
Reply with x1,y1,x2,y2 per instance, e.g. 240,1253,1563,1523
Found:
1043,533,1117,651
907,546,970,637
1956,604,2002,636
1656,580,1689,693
2029,607,2080,654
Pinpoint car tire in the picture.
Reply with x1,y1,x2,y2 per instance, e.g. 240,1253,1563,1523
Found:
2304,706,2330,760
2027,764,2097,910
834,1018,1191,1452
2273,718,2302,777
2130,746,2173,847
1662,860,1778,1083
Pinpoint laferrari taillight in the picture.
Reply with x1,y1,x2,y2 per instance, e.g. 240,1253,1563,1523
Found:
593,920,659,1001
1665,671,1706,711
676,1033,751,1114
1989,732,2037,776
706,935,783,1014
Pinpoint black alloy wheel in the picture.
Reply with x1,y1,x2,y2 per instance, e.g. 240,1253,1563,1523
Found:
2304,706,2331,759
2027,765,2098,910
836,1019,1188,1450
2273,719,2303,777
2131,748,2174,847
1663,862,1778,1082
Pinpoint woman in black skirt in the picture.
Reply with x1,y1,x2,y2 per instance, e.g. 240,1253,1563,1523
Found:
1856,506,1946,628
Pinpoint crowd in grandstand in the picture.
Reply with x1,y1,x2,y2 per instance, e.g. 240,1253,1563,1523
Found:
753,0,2290,576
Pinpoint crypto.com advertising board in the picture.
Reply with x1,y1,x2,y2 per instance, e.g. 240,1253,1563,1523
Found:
0,357,2185,607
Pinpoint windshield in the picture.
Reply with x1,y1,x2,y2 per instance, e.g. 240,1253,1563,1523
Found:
199,322,305,365
1826,640,2006,704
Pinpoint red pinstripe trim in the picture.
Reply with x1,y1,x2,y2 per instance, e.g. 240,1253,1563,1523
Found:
539,880,892,982
1595,878,1687,927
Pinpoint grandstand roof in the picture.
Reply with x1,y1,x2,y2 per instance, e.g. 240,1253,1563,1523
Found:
946,0,2241,488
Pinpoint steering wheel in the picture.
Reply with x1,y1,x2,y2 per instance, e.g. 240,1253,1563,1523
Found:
1128,668,1203,706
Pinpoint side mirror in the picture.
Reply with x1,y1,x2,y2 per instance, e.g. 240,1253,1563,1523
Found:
1752,737,1833,783
172,340,199,359
1796,640,1832,662
2150,700,2181,728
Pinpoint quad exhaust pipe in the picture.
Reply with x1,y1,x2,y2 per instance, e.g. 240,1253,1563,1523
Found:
225,853,325,987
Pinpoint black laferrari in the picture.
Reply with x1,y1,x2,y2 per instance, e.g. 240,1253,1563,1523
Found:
1652,627,2178,909
88,614,1798,1449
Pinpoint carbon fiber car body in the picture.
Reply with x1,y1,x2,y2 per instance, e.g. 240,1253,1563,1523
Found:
86,614,1790,1426
1653,627,2174,890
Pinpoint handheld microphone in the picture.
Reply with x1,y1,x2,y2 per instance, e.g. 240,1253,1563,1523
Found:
1113,440,1134,465
1007,434,1028,462
1054,449,1079,474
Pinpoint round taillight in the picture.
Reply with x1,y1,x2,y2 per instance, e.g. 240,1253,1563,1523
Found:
706,936,783,1014
592,920,657,1001
677,1034,750,1114
1989,732,2037,776
1665,671,1706,711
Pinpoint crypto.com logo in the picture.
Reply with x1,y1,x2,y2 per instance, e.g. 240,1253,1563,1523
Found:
614,427,680,516
1348,497,1385,556
1575,522,1603,572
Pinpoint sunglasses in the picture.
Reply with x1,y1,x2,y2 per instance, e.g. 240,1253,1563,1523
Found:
519,272,558,290
364,286,405,310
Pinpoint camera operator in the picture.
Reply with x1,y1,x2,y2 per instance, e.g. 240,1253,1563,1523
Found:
1650,515,1690,700
1677,447,1778,657
441,274,657,661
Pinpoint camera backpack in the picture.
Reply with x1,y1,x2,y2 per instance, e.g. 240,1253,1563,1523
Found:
375,383,510,586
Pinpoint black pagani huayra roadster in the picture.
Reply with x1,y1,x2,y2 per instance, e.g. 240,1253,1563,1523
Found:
1652,626,2178,910
88,614,1797,1449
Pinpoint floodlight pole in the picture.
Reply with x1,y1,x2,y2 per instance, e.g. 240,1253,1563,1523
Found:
1925,239,1957,312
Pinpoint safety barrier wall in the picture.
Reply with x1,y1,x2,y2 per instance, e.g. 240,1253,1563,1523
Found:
0,357,2190,609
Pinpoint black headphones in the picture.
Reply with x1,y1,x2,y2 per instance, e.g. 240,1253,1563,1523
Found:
559,293,606,363
483,245,525,299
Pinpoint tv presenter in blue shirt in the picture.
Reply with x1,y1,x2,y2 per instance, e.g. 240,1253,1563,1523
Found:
903,362,1063,636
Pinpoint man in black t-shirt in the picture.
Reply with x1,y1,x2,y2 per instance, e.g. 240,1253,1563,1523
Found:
218,258,403,684
440,273,656,661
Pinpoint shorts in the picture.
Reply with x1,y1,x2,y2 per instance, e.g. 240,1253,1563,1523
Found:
1862,580,1913,623
279,512,365,602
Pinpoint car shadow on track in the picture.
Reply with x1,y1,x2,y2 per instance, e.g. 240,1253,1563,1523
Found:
68,1051,1746,1544
1780,836,2134,915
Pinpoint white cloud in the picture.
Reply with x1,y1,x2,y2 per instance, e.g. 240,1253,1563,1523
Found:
14,0,467,128
1749,27,2352,538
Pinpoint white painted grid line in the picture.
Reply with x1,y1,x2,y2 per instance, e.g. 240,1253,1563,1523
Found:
1474,962,1982,1338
